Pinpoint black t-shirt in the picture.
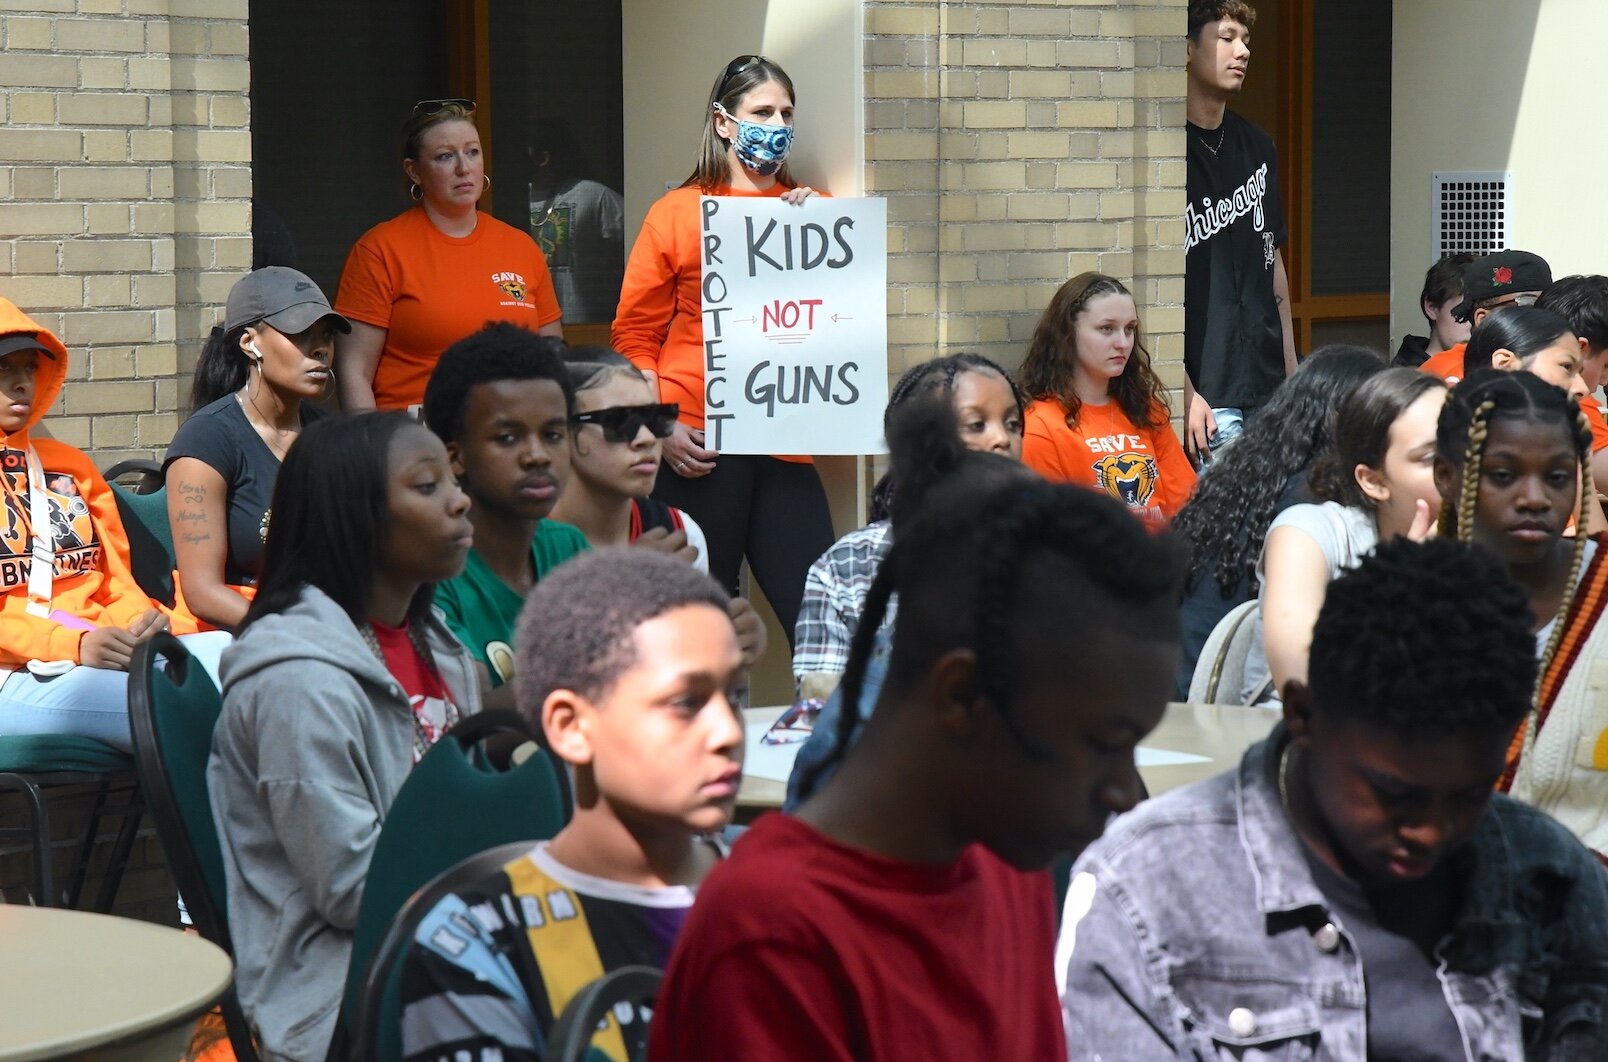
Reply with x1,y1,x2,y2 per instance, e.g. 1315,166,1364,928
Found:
1303,844,1468,1061
162,394,322,586
1185,111,1288,409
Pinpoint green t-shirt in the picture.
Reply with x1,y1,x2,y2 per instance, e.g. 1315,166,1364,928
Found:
435,520,590,686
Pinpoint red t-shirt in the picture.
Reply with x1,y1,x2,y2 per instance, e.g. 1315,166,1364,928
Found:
370,619,456,759
1420,342,1466,384
649,814,1065,1061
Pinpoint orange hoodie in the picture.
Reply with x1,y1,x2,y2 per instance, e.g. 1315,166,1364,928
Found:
0,300,162,668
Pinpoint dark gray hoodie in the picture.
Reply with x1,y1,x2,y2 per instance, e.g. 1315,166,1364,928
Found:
207,585,480,1062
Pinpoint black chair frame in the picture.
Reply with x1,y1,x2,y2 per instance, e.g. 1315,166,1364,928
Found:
129,635,261,1062
0,768,141,908
544,965,663,1062
343,840,540,1062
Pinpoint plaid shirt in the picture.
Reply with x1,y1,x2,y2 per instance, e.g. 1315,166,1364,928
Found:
791,520,895,686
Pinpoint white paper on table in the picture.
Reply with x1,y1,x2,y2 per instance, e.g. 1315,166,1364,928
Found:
744,721,805,783
1136,746,1211,767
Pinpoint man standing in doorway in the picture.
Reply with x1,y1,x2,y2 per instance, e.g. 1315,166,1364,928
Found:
1184,1,1296,462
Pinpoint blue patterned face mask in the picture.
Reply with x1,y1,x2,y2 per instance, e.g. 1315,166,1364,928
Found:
714,103,795,176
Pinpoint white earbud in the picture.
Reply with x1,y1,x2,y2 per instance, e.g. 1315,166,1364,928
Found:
248,340,264,365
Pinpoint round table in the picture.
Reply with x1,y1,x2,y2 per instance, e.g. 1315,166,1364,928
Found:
0,906,234,1061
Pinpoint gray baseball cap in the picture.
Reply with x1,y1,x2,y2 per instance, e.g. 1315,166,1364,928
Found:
224,267,352,335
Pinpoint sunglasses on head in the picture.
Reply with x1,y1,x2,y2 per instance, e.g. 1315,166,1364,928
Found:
716,55,768,100
571,403,679,443
411,98,476,119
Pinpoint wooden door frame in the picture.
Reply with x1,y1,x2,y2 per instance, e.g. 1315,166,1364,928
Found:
1275,0,1389,354
446,0,494,213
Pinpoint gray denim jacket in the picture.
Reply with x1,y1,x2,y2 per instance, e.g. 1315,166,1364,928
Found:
1056,729,1608,1061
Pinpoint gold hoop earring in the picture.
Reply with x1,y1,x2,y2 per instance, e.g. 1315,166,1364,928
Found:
483,175,492,191
410,184,422,202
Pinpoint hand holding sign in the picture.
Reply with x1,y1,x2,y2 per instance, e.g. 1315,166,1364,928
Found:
699,196,889,455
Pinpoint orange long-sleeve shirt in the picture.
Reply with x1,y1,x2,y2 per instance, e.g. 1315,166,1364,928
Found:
613,183,814,461
1022,397,1197,524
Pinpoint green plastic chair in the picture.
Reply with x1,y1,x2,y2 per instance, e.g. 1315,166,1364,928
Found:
0,734,140,908
128,633,259,1062
108,480,176,608
330,709,572,1060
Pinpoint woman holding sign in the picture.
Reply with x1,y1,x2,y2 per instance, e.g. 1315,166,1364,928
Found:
613,55,834,645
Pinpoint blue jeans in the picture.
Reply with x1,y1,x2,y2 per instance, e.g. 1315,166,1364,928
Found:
0,631,231,752
1207,406,1246,452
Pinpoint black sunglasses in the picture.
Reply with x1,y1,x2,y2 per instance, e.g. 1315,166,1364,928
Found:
572,403,679,443
411,98,476,119
716,55,768,100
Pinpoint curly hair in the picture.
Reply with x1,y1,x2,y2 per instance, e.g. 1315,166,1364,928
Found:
513,548,731,717
1172,345,1386,596
1307,367,1446,508
421,322,575,445
1308,537,1534,734
869,353,1025,521
1188,0,1256,39
1019,272,1167,431
797,433,1178,796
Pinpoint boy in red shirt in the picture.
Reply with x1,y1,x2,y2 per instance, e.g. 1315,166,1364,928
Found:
650,404,1181,1061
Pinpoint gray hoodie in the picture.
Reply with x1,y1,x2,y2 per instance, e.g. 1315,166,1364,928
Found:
208,586,480,1062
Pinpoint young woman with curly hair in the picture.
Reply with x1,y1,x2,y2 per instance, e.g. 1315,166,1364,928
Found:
1020,273,1195,525
1170,345,1386,696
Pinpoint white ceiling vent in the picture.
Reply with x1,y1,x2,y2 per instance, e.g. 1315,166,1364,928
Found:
1431,171,1513,259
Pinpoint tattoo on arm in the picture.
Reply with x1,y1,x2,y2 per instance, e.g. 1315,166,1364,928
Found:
180,531,211,545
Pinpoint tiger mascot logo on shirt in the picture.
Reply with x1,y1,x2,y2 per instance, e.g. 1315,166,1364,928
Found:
1092,452,1159,510
491,271,528,304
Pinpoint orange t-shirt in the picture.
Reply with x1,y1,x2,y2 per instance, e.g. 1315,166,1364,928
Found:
1420,343,1466,384
1022,397,1197,524
1583,396,1608,454
335,206,562,410
613,184,817,462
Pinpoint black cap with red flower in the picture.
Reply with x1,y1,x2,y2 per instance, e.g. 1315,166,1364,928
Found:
1452,250,1552,322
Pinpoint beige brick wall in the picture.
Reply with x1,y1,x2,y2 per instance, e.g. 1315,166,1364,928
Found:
866,0,1187,411
0,0,250,464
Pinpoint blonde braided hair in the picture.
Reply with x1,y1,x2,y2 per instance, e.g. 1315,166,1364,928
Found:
1439,398,1496,539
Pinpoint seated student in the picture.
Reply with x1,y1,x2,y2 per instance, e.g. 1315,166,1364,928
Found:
1058,537,1608,1060
785,392,1033,810
1021,272,1194,522
652,444,1181,1061
0,300,227,751
793,352,1024,696
164,267,345,631
1393,252,1473,368
420,324,590,705
1420,249,1552,384
1434,370,1608,859
1537,274,1608,490
1254,368,1446,704
550,345,709,571
398,549,742,1061
1171,346,1385,698
422,329,763,702
1461,304,1587,396
210,412,481,1062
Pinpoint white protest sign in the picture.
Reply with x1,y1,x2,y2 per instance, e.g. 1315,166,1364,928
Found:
698,196,889,455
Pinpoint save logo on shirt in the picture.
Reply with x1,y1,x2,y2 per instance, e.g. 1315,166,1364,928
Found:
492,271,529,305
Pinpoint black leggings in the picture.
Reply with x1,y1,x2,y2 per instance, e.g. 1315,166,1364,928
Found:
652,455,835,650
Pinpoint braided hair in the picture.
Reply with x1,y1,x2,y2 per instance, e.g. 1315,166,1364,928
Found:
1434,369,1593,722
868,353,1024,521
798,398,1179,795
1172,345,1386,596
